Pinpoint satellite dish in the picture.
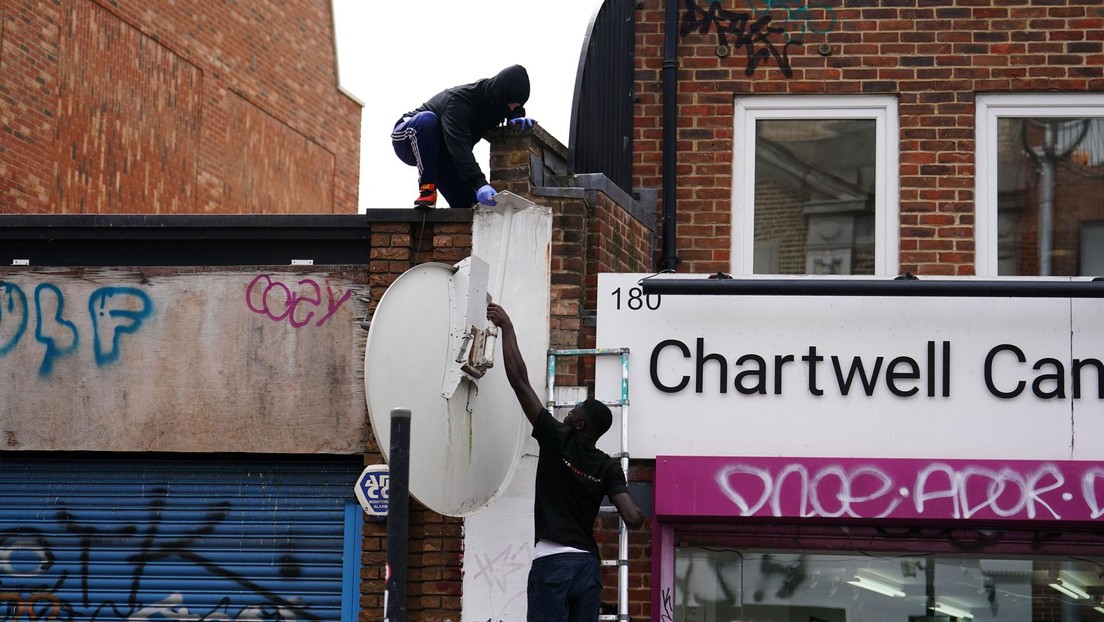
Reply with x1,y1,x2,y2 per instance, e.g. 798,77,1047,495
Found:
364,192,540,517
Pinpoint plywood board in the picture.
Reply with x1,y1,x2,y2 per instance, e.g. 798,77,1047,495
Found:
0,268,368,453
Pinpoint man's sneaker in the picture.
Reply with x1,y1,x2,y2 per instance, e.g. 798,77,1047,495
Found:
414,183,437,209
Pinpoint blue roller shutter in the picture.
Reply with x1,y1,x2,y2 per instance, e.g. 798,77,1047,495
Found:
0,454,362,622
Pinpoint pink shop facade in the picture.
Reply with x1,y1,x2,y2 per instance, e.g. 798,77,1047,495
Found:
595,272,1104,622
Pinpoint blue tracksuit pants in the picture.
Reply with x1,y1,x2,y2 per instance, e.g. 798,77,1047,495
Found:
391,111,476,208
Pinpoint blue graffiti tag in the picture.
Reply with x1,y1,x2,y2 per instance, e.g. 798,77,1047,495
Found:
0,282,28,356
35,283,80,375
0,281,154,376
89,287,154,366
747,0,837,42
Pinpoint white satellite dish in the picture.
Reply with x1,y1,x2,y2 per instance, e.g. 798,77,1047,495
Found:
364,192,543,517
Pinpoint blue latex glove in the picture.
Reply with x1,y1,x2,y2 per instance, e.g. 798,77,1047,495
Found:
476,185,497,206
508,117,536,131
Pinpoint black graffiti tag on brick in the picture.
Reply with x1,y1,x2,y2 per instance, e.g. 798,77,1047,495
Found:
681,0,801,78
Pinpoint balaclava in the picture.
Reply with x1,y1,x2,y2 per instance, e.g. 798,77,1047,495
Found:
484,65,530,120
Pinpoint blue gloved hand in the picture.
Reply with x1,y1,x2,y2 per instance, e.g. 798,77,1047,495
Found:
508,117,536,131
476,185,497,206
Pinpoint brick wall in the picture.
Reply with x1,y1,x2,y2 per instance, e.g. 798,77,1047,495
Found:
359,212,473,622
596,461,656,621
633,0,1104,275
0,0,360,214
358,127,653,622
490,124,654,386
490,125,656,620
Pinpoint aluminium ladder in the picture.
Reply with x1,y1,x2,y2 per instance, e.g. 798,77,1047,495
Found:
546,347,632,622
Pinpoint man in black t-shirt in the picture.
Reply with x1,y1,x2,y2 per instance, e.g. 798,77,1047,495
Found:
487,303,644,622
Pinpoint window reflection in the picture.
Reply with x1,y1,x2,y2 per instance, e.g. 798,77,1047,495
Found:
997,118,1104,276
674,548,1104,622
753,119,877,275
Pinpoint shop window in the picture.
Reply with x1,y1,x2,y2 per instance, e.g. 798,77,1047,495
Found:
670,527,1104,622
975,94,1104,277
733,96,899,276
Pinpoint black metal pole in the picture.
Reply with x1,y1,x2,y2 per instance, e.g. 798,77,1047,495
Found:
384,408,411,622
639,277,1104,298
660,0,679,271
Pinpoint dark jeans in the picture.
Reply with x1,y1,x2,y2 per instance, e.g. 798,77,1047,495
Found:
527,553,602,622
391,111,475,208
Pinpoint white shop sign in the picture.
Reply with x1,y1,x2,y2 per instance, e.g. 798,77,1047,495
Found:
595,274,1104,461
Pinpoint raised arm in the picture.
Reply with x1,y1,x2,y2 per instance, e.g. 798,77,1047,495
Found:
487,303,543,425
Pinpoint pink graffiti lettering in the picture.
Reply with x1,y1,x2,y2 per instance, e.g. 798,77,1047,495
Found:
245,275,352,329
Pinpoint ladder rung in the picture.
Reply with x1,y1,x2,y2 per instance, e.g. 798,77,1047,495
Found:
549,346,631,621
548,347,629,357
550,400,627,409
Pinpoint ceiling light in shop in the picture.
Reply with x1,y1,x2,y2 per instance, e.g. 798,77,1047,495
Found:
933,601,974,619
1049,575,1091,600
846,575,906,598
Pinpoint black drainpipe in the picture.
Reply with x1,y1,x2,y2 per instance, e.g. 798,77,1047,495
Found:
660,0,679,271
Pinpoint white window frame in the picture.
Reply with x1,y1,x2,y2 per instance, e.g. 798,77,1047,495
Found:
975,93,1104,276
732,95,900,276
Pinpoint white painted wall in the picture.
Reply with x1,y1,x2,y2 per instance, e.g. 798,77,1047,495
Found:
463,456,537,622
461,196,553,621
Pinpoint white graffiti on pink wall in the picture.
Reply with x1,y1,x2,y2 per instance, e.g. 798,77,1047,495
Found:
656,456,1104,522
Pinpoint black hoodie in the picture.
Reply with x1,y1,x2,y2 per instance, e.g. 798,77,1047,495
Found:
407,65,530,191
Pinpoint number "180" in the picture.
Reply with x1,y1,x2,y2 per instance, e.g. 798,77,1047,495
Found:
611,287,661,311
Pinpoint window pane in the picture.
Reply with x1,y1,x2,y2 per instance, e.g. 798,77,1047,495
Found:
997,118,1104,276
674,547,1104,622
754,119,877,275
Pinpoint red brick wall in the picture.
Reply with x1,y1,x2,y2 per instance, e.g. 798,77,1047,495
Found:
489,126,655,620
634,0,1104,275
360,128,653,622
1,0,360,214
595,462,655,621
360,215,473,622
490,126,654,386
